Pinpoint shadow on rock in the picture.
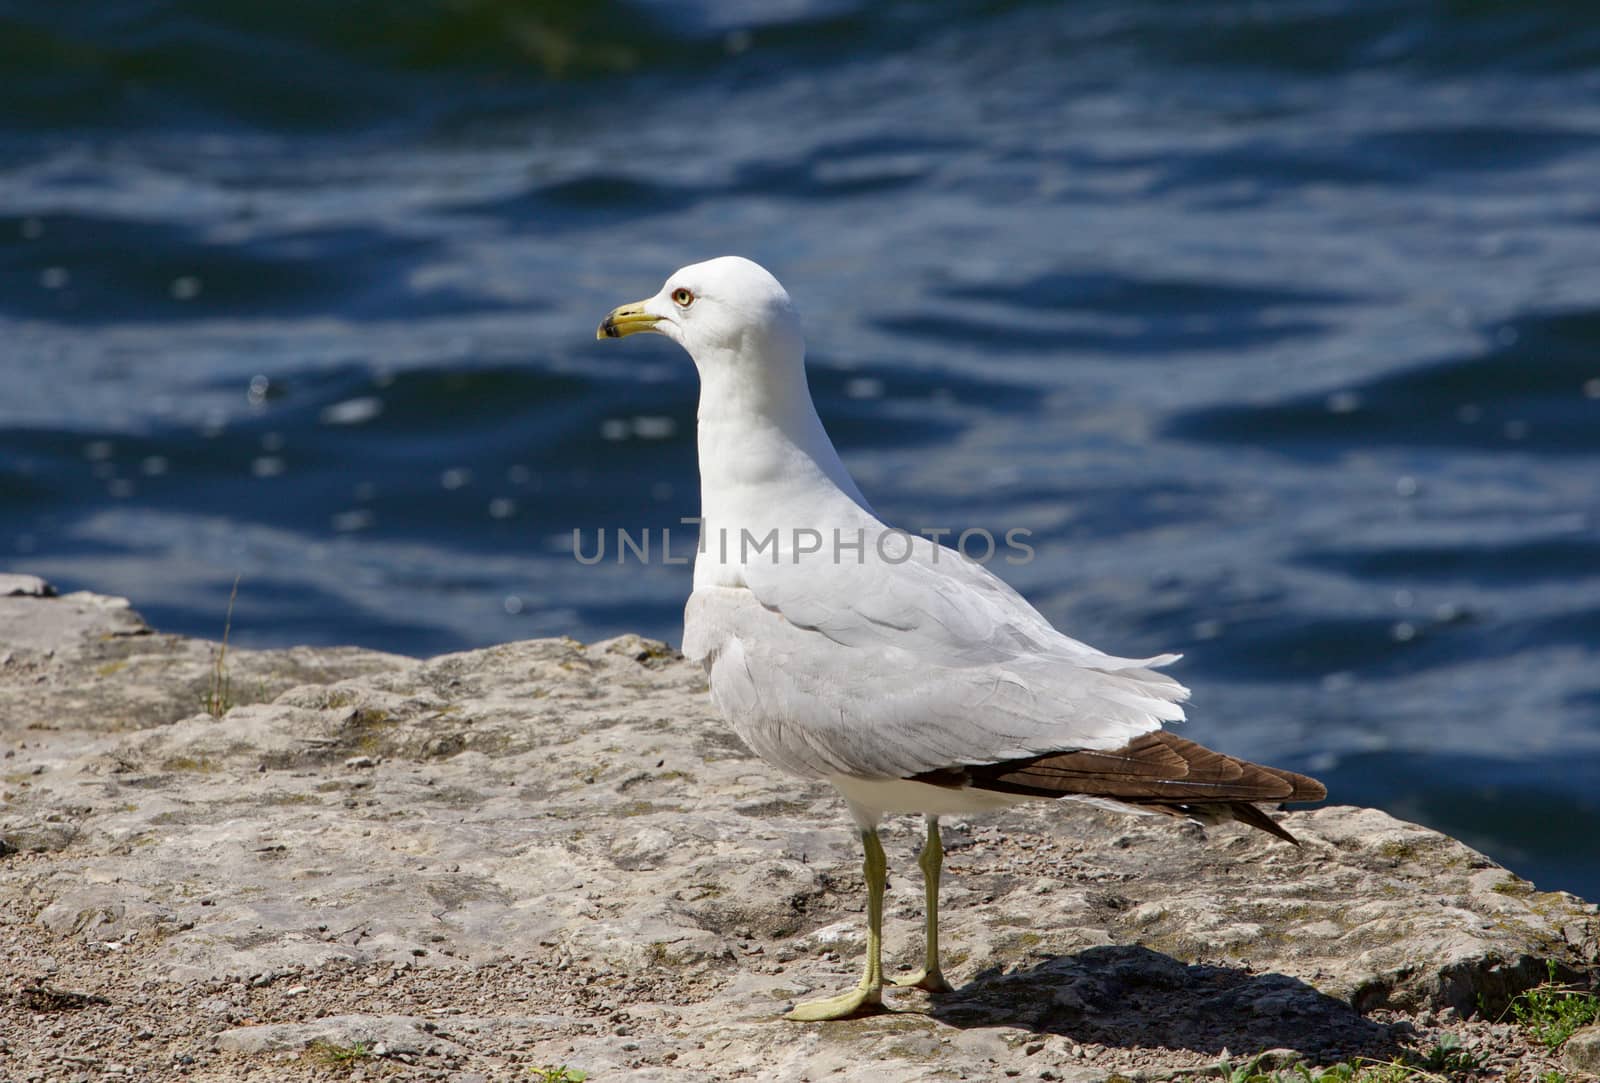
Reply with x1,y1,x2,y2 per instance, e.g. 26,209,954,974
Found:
929,945,1410,1061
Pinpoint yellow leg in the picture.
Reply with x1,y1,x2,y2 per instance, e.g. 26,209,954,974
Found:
787,828,887,1021
892,816,954,993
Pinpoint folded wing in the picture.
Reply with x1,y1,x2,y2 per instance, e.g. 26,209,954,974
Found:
683,534,1189,780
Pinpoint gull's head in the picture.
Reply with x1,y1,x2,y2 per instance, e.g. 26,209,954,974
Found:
596,256,803,373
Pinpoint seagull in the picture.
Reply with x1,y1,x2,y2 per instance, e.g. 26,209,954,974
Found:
597,256,1326,1021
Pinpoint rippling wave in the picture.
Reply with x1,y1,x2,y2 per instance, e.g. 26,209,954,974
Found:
1172,309,1600,456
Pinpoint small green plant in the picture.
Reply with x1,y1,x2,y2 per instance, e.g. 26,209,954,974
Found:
1417,1034,1485,1076
1216,1053,1271,1083
1358,1066,1415,1083
1508,961,1600,1050
307,1040,373,1068
1203,1047,1483,1083
530,1068,588,1083
202,575,240,718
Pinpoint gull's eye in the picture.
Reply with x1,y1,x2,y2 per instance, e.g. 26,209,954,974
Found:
671,287,695,307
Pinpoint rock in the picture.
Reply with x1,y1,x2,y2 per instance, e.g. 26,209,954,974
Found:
0,818,79,854
0,586,407,730
1566,1024,1600,1074
214,1013,444,1055
0,586,1596,1081
0,584,147,666
0,574,55,597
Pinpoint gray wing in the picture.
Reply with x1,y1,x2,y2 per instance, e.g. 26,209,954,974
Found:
683,537,1188,780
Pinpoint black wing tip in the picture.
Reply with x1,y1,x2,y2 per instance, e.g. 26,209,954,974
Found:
1225,800,1304,845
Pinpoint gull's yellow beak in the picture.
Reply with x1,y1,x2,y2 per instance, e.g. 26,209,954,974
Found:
596,300,660,340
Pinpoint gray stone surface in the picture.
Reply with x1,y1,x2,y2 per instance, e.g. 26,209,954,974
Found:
213,1012,452,1055
2,582,1597,1080
1567,1023,1600,1075
0,573,55,597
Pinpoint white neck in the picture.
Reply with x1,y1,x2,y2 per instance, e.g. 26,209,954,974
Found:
690,344,873,588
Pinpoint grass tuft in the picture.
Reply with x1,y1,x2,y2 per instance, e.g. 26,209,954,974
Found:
201,575,240,718
307,1040,373,1069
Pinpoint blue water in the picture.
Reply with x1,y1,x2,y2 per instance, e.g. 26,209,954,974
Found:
3,1,1599,899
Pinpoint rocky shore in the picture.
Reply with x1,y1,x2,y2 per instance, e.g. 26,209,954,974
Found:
2,575,1597,1081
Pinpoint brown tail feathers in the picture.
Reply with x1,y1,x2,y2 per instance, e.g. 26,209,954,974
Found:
911,730,1326,845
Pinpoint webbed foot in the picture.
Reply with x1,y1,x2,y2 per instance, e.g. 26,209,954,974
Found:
891,967,953,994
785,984,885,1021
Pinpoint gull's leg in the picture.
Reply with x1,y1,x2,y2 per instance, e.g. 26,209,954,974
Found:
892,815,954,993
786,828,887,1021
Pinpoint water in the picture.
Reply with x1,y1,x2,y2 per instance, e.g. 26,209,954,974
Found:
3,1,1599,898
